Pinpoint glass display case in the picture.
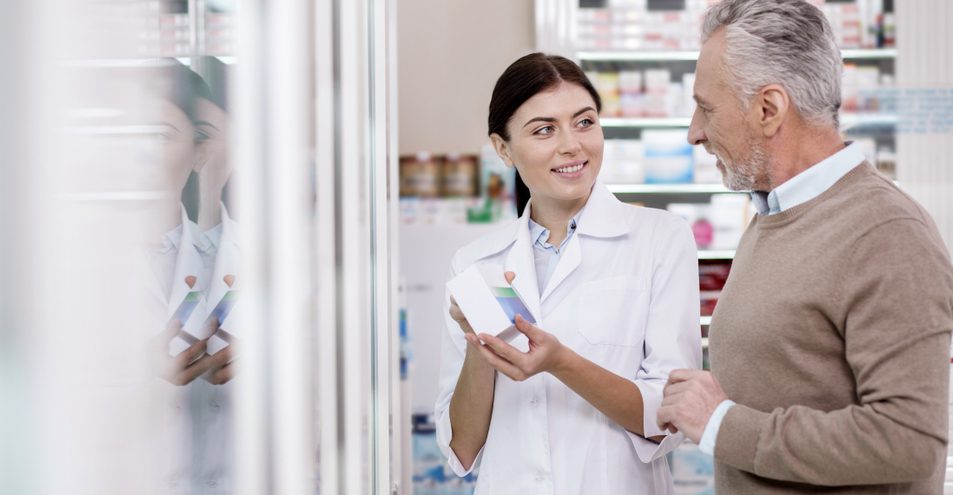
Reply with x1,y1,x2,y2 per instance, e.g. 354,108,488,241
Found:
0,0,401,494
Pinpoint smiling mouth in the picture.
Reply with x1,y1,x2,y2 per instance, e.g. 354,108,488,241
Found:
552,160,587,175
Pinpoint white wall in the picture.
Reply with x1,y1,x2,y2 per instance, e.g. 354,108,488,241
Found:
896,0,953,252
397,0,535,155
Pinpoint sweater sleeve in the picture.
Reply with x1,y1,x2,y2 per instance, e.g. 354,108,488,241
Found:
715,218,953,485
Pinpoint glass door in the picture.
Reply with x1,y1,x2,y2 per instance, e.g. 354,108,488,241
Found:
0,0,401,493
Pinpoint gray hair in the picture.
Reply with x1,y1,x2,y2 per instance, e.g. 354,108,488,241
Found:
702,0,842,128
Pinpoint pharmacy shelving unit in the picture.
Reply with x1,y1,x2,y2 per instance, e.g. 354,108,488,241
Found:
593,47,898,351
582,47,899,144
578,48,897,63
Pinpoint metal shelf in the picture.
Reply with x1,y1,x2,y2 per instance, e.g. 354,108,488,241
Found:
58,55,236,68
840,113,898,128
579,50,701,62
579,48,896,63
602,114,896,129
698,250,735,260
607,183,733,194
841,48,897,60
57,191,168,202
601,117,691,128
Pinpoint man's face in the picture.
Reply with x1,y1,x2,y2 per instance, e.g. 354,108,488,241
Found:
687,28,770,192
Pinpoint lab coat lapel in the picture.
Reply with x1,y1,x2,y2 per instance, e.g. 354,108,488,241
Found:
167,210,206,319
540,183,626,303
540,233,581,303
503,203,543,324
207,204,240,307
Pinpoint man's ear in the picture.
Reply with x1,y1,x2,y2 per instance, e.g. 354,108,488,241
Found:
755,84,789,138
490,133,514,167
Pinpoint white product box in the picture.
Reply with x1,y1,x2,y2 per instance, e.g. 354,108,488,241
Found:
643,129,693,184
446,264,535,343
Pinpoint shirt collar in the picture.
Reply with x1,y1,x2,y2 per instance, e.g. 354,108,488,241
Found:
528,216,578,250
160,204,214,253
750,141,865,215
159,224,184,254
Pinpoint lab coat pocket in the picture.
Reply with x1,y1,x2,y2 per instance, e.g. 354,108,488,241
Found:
574,276,649,347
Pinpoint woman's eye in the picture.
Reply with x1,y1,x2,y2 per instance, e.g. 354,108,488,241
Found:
578,118,594,128
535,125,554,136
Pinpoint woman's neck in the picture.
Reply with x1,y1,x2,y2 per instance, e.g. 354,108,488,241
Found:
529,193,589,246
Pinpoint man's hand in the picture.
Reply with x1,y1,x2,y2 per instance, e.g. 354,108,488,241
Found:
465,314,570,381
657,369,728,443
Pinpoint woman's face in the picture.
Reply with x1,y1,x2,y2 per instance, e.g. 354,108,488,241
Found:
492,81,603,209
195,98,232,190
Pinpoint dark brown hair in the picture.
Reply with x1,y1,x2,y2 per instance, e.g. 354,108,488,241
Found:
488,53,601,216
487,52,601,141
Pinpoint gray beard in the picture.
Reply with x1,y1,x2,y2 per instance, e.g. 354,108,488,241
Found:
722,143,769,191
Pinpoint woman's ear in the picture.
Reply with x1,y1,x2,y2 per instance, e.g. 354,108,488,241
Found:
192,140,210,173
490,133,514,168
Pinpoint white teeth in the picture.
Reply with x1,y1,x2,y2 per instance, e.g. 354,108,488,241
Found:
554,163,584,174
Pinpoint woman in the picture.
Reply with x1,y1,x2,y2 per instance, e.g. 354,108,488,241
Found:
434,53,702,494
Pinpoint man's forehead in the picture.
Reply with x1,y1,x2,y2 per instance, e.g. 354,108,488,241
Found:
697,28,726,73
694,30,728,95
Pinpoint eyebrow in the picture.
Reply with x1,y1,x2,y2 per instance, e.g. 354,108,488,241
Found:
522,106,597,128
194,120,220,130
156,123,180,132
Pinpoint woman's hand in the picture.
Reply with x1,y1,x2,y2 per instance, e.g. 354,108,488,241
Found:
152,320,216,386
449,296,475,335
449,271,518,336
466,314,571,381
152,319,238,386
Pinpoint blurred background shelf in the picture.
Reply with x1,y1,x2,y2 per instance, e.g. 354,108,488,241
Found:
579,48,896,62
602,114,896,129
698,250,735,260
607,183,732,194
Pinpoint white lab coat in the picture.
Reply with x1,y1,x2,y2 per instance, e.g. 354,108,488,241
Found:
435,183,702,495
150,206,234,495
205,203,240,354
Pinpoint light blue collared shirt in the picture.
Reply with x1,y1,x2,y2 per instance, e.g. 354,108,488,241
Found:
528,216,579,296
698,141,866,456
748,141,867,216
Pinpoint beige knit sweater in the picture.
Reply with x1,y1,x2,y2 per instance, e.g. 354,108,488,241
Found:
710,163,953,494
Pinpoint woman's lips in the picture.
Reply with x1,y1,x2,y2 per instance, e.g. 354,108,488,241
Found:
551,160,588,179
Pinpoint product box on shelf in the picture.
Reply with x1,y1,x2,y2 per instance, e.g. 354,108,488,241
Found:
692,146,720,184
642,130,694,183
709,193,752,250
400,152,441,198
667,203,714,249
601,139,645,184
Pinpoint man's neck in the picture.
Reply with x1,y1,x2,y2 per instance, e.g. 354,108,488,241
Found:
767,127,845,191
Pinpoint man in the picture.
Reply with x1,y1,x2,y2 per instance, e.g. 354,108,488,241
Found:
657,0,953,493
